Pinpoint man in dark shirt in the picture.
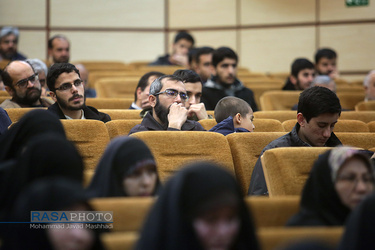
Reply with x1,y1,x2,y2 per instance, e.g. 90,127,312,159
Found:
201,47,258,112
47,63,110,122
129,75,205,135
282,58,315,90
248,86,342,196
0,26,26,62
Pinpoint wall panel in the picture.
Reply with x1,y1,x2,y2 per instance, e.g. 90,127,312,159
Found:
0,0,45,26
320,1,375,22
18,31,46,59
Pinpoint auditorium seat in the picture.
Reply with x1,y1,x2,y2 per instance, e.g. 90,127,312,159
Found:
253,119,284,132
106,119,142,139
335,132,375,150
368,121,375,132
86,97,133,109
198,119,216,130
226,132,286,195
340,111,375,123
98,109,142,120
336,92,365,110
355,100,375,111
0,90,10,96
131,131,235,183
261,147,331,196
5,107,46,122
254,110,297,122
89,71,141,89
95,78,139,98
282,119,370,133
259,91,301,111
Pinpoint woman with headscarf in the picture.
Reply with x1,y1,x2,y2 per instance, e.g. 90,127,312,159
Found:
337,193,375,249
3,177,104,250
87,136,160,197
287,146,375,227
136,162,259,250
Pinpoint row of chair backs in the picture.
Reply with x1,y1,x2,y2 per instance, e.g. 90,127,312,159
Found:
282,119,370,132
355,100,375,111
95,77,139,98
86,98,133,109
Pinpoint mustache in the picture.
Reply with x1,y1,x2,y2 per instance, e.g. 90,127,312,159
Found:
69,94,83,101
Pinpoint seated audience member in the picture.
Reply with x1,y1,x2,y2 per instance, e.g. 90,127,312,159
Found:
128,75,205,135
338,193,375,250
173,69,209,121
202,47,258,111
0,69,4,90
282,58,315,90
315,48,339,79
136,162,259,250
0,107,11,136
75,63,96,98
363,70,375,101
191,46,214,84
209,96,254,136
0,109,65,163
0,26,26,62
287,147,374,227
248,86,342,196
149,31,194,67
311,75,336,92
26,58,49,97
3,178,103,249
47,63,111,122
188,47,199,70
48,34,70,64
130,71,165,110
88,137,161,197
0,60,54,108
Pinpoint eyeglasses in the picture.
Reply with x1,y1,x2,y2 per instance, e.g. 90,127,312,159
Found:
154,89,188,101
15,73,39,89
55,80,83,91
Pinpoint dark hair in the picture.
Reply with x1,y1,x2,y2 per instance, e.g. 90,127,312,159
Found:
291,58,314,78
47,63,80,92
195,46,214,64
188,48,199,66
212,47,238,68
174,31,195,46
173,69,202,84
315,48,337,64
214,96,252,123
149,75,183,95
48,34,69,49
297,86,341,122
134,71,165,102
1,61,35,88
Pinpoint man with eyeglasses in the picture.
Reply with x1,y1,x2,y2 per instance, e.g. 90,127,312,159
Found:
0,61,53,108
128,75,205,135
46,63,111,122
0,26,26,62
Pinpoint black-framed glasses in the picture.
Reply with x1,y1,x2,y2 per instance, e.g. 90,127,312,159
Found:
55,79,83,91
154,88,189,101
15,73,39,89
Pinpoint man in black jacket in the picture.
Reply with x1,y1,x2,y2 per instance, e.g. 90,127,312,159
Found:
201,47,258,112
47,63,110,122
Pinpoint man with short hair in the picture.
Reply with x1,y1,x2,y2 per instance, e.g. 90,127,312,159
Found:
0,26,26,62
48,35,70,64
130,71,165,110
75,64,96,98
315,48,339,79
192,46,214,84
202,47,258,112
128,75,205,135
248,86,342,196
0,61,53,108
149,31,194,67
173,69,209,120
26,59,48,97
282,58,315,90
363,70,375,101
47,63,110,122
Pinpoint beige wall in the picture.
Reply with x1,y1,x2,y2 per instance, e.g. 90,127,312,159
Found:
0,0,374,80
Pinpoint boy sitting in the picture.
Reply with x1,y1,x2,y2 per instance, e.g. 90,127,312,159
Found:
209,96,254,136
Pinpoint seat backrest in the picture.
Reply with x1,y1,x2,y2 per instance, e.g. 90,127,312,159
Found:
253,119,284,132
335,132,375,150
340,111,375,123
106,119,142,139
336,92,365,110
0,90,10,96
368,121,375,132
98,109,142,120
261,147,331,197
138,65,185,75
254,110,297,122
131,131,235,183
89,71,142,88
5,108,46,122
198,119,217,130
89,197,154,232
246,85,283,109
226,132,286,195
95,77,140,98
282,119,370,133
245,196,300,228
260,91,301,111
355,100,375,111
85,97,133,109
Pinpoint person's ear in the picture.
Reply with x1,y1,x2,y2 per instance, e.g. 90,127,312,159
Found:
4,86,14,97
233,113,241,125
136,87,143,98
290,75,297,85
297,113,306,126
49,91,57,102
149,95,157,108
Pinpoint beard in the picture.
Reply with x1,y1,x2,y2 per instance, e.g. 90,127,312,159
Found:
56,93,84,111
13,87,41,106
154,98,169,129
